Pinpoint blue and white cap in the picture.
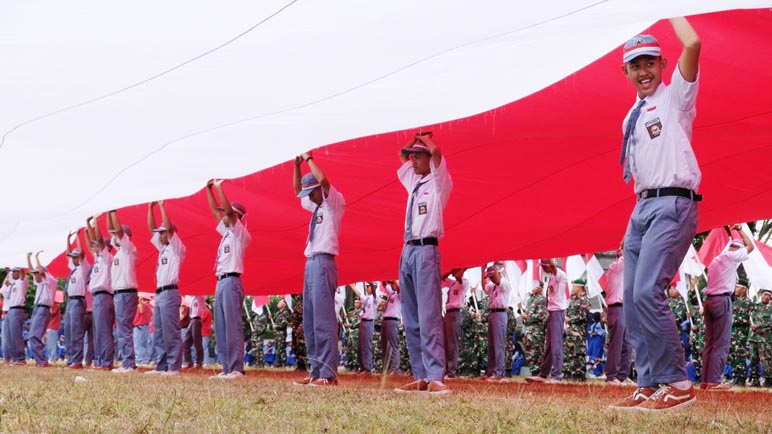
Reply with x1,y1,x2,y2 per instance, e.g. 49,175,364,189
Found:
297,173,321,198
623,34,661,63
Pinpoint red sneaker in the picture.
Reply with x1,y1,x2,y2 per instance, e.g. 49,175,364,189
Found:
308,378,338,387
638,384,696,412
394,379,428,393
427,380,451,395
608,387,657,410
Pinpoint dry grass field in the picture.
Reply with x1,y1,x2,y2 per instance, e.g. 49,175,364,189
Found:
1,363,771,433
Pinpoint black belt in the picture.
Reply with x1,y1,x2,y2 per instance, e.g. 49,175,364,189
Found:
217,272,241,281
707,293,731,298
93,291,113,297
191,316,201,320
608,303,623,307
156,284,178,293
490,308,507,313
383,317,399,321
115,288,138,294
406,237,438,246
637,187,702,201
446,308,461,312
360,318,373,322
69,296,85,300
308,253,335,259
35,304,50,309
9,306,24,310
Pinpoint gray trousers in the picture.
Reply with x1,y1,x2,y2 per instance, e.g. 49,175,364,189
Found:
152,289,182,372
84,311,94,365
214,276,245,375
46,329,59,362
399,244,446,382
93,292,115,368
487,311,508,377
702,295,732,384
65,298,86,365
183,318,203,367
1,317,8,362
624,195,697,387
303,254,339,379
114,292,138,368
381,318,401,373
358,319,375,372
539,309,565,379
443,310,462,376
605,304,632,382
29,306,51,364
133,325,151,364
5,309,26,363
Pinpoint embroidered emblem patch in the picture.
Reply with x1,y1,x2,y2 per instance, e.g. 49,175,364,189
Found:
645,117,662,139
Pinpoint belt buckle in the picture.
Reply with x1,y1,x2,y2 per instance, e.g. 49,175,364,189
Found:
640,190,649,199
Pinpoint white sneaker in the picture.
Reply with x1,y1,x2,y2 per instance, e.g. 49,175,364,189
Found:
161,370,180,377
145,370,163,375
112,367,137,374
209,372,228,380
222,371,245,380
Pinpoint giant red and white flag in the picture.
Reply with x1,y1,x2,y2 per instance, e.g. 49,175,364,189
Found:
3,2,772,296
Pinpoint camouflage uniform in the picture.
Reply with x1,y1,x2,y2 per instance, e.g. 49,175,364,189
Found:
563,293,590,380
475,298,490,376
398,324,411,375
690,312,705,380
522,293,548,374
290,294,307,371
504,308,517,375
273,307,291,368
748,301,772,386
250,313,268,367
345,308,361,371
372,308,384,373
458,302,482,377
729,295,752,384
669,297,688,327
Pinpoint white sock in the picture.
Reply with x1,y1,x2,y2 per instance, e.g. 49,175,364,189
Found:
670,380,691,390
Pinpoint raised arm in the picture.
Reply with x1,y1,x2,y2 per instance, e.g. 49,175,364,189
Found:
75,231,84,260
26,252,34,272
110,210,124,239
300,151,330,196
84,217,96,254
731,224,755,254
148,202,158,233
669,17,701,83
214,180,237,223
350,284,363,299
92,215,105,249
34,251,45,274
158,200,175,237
293,156,303,196
206,179,223,222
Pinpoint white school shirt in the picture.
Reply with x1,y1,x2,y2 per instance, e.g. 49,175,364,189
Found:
67,257,91,297
705,247,750,296
381,285,402,320
152,232,186,287
4,277,28,307
360,295,377,320
111,233,138,290
484,277,513,310
443,277,469,310
188,295,205,318
34,274,58,307
545,268,569,312
215,218,251,275
625,65,701,194
398,156,453,240
0,285,8,312
301,185,345,257
89,247,114,294
605,257,624,306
